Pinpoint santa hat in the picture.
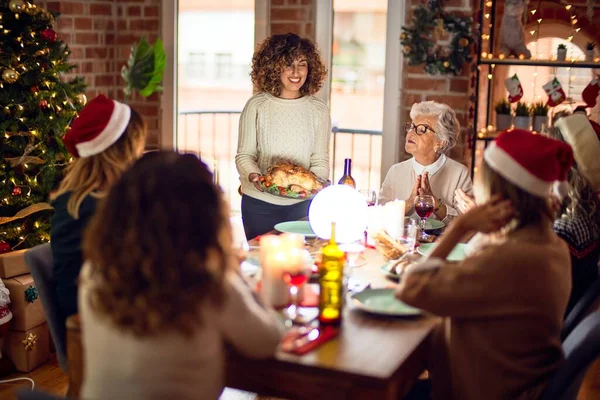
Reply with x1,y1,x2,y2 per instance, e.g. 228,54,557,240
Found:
484,129,574,200
555,114,600,192
63,94,131,158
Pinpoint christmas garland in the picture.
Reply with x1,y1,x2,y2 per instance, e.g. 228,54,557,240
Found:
401,4,475,76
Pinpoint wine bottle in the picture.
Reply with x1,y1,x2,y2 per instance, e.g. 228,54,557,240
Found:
318,222,345,325
338,158,356,188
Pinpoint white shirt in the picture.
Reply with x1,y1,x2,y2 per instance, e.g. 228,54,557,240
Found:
411,154,447,177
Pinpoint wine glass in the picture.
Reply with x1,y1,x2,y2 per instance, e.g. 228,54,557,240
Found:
283,251,312,324
358,189,378,206
339,242,366,268
414,195,435,241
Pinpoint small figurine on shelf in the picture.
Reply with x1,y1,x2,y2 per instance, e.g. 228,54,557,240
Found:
557,44,567,62
514,102,531,130
499,0,532,59
586,42,596,62
495,99,512,131
531,102,549,132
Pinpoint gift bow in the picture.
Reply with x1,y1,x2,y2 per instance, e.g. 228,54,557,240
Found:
22,333,37,351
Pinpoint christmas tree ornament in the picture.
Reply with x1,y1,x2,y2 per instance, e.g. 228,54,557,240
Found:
0,242,10,254
543,78,566,107
582,78,600,108
35,48,49,57
24,285,38,304
8,0,26,13
40,28,57,43
24,1,37,15
76,93,88,106
12,187,22,196
30,85,39,94
505,74,523,103
2,68,19,84
38,99,48,109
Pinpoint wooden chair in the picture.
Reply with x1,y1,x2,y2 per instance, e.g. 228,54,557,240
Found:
65,315,83,399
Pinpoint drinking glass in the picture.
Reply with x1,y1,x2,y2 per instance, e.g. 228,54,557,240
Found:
339,242,366,268
398,218,418,254
283,258,311,324
358,189,378,206
414,195,435,241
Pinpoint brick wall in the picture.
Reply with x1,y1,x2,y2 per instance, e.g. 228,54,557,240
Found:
401,0,476,164
38,0,162,148
270,0,315,40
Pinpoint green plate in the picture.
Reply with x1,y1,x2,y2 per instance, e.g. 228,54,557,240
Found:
417,243,467,261
349,288,422,317
274,221,316,238
380,263,400,281
424,219,445,232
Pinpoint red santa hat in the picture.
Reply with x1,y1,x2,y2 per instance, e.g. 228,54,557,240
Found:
484,129,574,200
554,114,600,192
63,94,131,158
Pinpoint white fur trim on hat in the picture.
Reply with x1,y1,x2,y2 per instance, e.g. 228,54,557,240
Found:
484,141,554,198
75,100,131,157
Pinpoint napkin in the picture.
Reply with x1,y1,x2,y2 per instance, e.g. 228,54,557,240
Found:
281,326,340,355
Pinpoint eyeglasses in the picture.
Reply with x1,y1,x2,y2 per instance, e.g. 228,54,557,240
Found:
405,122,436,136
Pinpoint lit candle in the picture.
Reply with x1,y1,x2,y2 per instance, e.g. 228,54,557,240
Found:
280,232,305,249
384,200,405,239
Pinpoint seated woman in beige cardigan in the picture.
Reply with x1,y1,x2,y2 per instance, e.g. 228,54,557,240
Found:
379,101,473,224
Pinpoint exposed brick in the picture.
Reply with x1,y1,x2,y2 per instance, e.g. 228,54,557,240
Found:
425,95,469,112
95,74,116,87
56,17,74,30
127,6,142,16
271,8,307,21
449,78,469,93
89,3,112,16
404,77,448,92
144,6,159,17
74,18,93,30
271,23,304,35
74,32,99,45
271,0,285,4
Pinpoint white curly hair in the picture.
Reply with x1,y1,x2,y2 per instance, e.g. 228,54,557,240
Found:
410,101,460,154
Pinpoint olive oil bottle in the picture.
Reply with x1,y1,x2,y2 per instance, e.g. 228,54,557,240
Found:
318,222,346,325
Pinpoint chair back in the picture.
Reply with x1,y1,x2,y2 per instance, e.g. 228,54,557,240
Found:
562,279,600,341
24,243,67,371
541,312,600,400
17,389,64,400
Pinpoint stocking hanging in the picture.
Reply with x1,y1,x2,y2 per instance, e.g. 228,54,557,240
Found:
543,78,566,107
582,78,600,108
505,74,523,103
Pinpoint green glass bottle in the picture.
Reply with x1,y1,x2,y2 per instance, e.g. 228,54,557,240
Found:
318,222,346,325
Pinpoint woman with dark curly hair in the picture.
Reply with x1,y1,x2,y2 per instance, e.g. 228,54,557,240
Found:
236,33,330,239
79,152,282,399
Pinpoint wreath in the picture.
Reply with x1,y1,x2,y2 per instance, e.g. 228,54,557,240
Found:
401,2,475,76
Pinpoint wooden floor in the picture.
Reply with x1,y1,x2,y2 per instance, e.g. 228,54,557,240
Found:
1,355,599,399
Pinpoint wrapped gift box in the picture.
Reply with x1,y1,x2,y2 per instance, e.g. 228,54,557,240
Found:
3,323,50,372
0,250,29,279
5,274,45,331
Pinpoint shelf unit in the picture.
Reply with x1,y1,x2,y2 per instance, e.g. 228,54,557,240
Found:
469,0,600,177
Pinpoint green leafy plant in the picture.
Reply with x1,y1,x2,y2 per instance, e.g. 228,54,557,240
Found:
531,102,549,116
587,42,596,51
558,44,567,50
494,99,511,114
121,37,166,100
515,102,531,117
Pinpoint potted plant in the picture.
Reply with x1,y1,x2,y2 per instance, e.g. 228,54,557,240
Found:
531,102,549,132
557,43,567,61
514,102,531,129
586,42,596,62
494,99,512,131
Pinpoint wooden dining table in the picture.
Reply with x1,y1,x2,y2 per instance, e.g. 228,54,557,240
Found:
225,236,440,400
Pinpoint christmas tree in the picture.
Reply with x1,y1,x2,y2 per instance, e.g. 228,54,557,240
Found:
0,0,86,253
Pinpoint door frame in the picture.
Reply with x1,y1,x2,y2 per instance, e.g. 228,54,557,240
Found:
314,0,405,185
160,0,270,151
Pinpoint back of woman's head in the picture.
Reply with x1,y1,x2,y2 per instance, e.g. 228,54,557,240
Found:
53,99,147,218
83,151,232,337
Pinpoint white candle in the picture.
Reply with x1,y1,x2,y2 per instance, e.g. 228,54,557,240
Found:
259,236,289,307
384,200,405,239
280,233,305,249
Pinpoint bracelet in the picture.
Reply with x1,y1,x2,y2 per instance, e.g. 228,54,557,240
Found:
434,198,443,212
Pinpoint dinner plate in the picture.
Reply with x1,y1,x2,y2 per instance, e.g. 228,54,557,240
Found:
380,263,400,281
417,243,467,261
240,259,260,277
424,219,445,232
349,288,422,317
274,221,317,238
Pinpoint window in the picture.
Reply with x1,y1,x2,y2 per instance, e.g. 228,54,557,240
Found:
187,52,206,78
215,53,233,80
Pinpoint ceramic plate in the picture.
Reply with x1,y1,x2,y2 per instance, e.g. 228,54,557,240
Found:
417,243,467,261
349,288,422,317
424,219,445,232
380,263,400,281
274,221,316,238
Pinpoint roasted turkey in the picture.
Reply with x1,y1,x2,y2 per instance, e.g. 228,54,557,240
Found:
265,162,324,192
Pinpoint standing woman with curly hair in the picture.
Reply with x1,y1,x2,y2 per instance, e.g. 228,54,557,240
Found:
50,94,146,324
236,33,330,239
79,152,282,399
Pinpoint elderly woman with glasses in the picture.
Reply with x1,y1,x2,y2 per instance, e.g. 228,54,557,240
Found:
379,101,473,223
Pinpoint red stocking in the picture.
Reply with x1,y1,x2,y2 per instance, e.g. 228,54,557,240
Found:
543,78,566,107
505,74,523,103
582,79,600,108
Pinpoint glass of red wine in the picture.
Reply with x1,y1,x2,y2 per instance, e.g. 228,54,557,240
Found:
414,195,435,241
283,255,311,324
